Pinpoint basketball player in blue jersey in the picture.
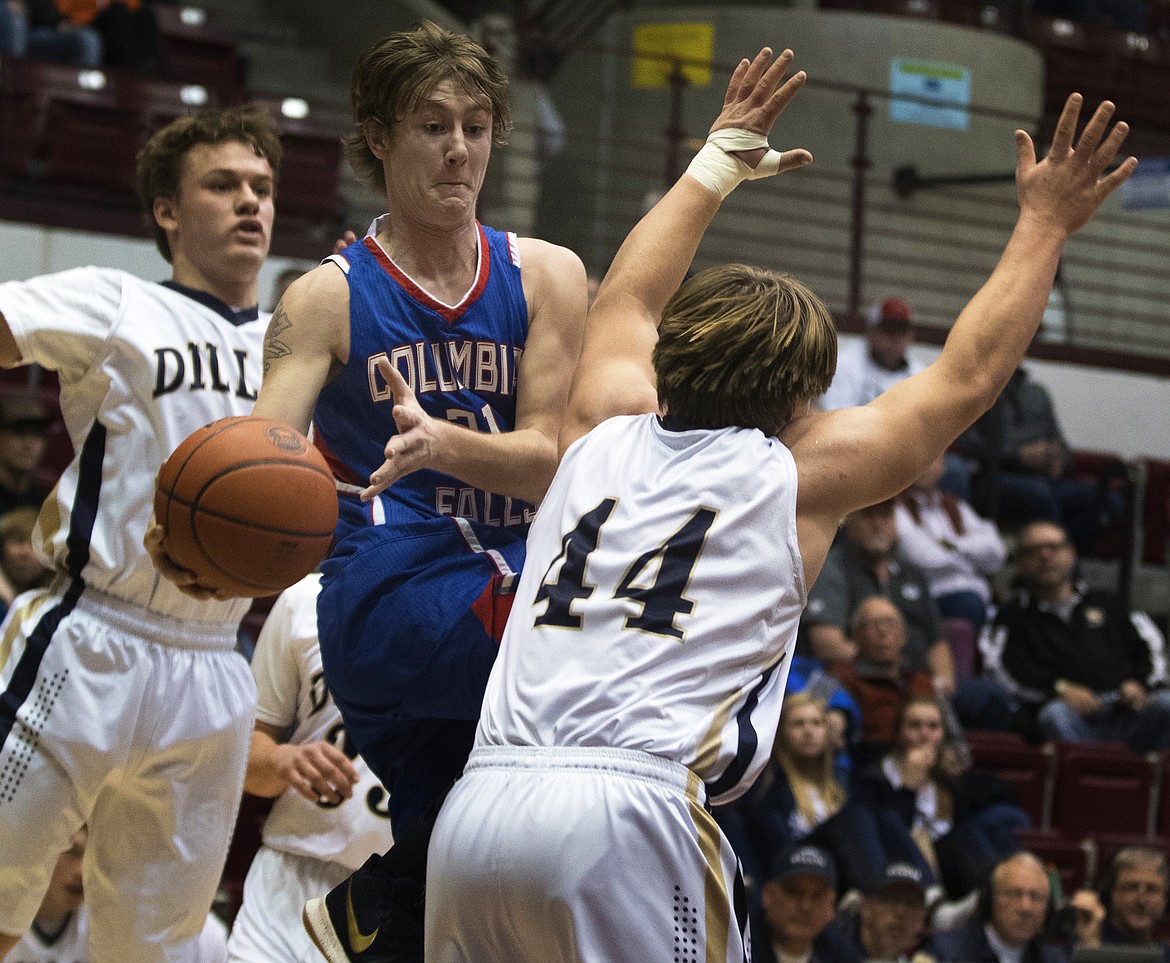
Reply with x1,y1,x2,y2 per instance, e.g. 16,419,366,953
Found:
155,21,586,963
422,47,1137,963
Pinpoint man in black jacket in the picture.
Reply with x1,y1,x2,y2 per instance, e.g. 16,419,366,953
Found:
982,520,1170,750
929,851,1070,963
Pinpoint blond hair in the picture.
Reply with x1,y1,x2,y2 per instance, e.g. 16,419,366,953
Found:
653,264,837,434
773,692,846,826
344,20,510,194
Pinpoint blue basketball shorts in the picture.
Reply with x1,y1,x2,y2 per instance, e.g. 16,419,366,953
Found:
316,515,524,832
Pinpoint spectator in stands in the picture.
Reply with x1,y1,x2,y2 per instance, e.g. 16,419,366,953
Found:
6,826,229,962
0,393,53,517
0,506,53,621
803,500,1014,731
954,366,1114,554
928,851,1070,963
896,452,1007,633
54,0,167,74
787,654,862,761
1074,846,1170,959
6,829,87,962
717,693,850,898
853,697,1030,901
820,861,934,963
1,0,102,66
752,845,845,963
830,596,937,757
982,519,1170,750
819,297,922,411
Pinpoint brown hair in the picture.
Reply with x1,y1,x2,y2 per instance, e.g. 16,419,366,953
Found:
344,20,510,194
136,105,283,262
652,264,837,435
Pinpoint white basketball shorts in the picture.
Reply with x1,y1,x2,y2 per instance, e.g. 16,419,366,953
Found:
0,587,256,962
227,845,352,963
426,745,750,963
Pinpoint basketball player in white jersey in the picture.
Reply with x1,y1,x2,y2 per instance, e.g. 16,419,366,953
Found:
0,107,281,962
423,46,1137,962
227,573,395,963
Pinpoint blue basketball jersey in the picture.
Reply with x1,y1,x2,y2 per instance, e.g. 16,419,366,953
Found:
314,221,534,538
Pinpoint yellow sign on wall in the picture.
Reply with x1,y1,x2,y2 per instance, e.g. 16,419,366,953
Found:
631,22,714,89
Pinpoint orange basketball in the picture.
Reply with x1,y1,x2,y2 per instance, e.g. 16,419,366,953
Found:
155,416,338,598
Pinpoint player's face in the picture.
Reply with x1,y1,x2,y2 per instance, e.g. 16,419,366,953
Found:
159,140,275,286
376,80,493,229
1110,865,1167,936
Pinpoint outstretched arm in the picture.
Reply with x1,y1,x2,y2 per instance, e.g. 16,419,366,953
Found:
559,47,813,452
791,95,1137,531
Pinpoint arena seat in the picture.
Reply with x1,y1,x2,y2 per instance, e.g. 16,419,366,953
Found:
966,730,1056,830
1065,449,1136,564
1015,828,1097,893
1049,742,1160,842
1140,458,1170,565
154,4,247,103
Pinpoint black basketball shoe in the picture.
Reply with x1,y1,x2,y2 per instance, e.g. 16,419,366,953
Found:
303,854,425,963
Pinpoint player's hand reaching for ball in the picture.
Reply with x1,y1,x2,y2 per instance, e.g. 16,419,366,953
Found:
362,359,446,501
143,519,233,601
276,740,358,805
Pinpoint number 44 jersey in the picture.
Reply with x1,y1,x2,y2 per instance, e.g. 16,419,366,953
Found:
476,413,805,804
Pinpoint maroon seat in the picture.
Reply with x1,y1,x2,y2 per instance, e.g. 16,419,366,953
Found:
1015,828,1097,894
154,5,247,102
967,730,1055,830
1140,459,1170,565
1050,742,1159,843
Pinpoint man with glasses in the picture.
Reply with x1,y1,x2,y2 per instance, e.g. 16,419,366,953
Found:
982,520,1170,749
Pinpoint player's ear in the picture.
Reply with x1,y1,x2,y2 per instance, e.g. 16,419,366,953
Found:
365,120,390,160
153,195,178,233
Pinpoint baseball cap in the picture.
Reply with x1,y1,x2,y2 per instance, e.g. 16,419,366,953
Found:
866,297,913,331
0,394,52,432
867,861,927,898
770,845,838,890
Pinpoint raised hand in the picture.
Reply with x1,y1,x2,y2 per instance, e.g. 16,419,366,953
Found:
709,47,812,174
1015,94,1137,236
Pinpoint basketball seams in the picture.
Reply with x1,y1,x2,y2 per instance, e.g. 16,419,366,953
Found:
155,416,337,596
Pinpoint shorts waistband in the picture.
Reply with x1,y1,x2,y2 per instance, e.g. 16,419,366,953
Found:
76,589,239,651
464,745,705,801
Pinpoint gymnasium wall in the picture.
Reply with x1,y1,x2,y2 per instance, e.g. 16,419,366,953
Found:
1,214,1164,462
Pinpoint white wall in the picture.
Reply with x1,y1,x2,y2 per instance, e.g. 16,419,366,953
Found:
0,219,317,311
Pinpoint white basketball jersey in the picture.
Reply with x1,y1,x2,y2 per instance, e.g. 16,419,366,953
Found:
7,907,87,963
477,414,805,804
0,268,265,625
250,574,394,870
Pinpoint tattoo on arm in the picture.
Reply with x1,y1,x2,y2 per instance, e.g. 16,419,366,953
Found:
263,303,293,376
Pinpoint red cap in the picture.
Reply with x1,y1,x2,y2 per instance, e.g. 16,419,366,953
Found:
867,298,913,330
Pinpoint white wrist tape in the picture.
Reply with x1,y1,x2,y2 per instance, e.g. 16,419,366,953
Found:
684,128,786,199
